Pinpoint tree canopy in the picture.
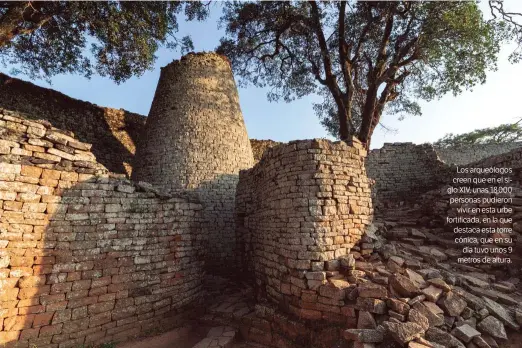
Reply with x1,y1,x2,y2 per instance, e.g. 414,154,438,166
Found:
434,120,522,148
217,1,520,148
0,1,209,83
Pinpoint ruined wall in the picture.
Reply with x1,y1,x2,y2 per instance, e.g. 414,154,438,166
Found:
0,73,146,176
421,147,522,266
0,111,205,347
366,143,452,203
435,142,522,165
132,52,254,276
236,139,372,322
250,139,282,163
366,142,522,204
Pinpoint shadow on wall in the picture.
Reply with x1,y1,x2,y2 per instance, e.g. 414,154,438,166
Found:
0,73,146,176
0,171,207,348
190,174,241,277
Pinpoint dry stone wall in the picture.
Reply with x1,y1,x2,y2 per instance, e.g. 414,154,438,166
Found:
236,139,373,323
435,142,522,166
132,52,254,276
366,143,452,204
0,110,205,348
421,147,522,267
366,142,522,204
0,73,145,176
250,139,282,163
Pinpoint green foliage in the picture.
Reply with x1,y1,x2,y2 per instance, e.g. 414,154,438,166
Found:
217,1,513,145
0,2,209,83
435,120,522,148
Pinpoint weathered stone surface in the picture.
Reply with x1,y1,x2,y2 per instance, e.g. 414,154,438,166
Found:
481,296,520,330
451,324,481,343
427,278,451,292
340,254,356,269
406,269,427,288
132,52,254,276
425,328,466,348
390,274,420,298
357,298,387,314
387,298,410,315
358,311,377,329
413,302,444,327
358,282,388,299
408,309,429,331
343,329,384,343
383,321,424,344
477,316,507,340
0,110,206,348
437,292,467,317
422,285,443,302
472,336,493,348
0,250,9,268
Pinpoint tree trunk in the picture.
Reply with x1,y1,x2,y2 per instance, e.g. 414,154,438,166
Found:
338,105,350,142
358,83,379,149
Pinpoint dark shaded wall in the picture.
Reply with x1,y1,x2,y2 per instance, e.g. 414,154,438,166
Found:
0,73,146,176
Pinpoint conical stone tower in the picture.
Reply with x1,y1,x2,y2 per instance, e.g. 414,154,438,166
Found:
132,52,254,275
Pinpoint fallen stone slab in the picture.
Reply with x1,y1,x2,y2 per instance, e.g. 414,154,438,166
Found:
451,324,481,343
422,285,443,302
387,298,410,315
477,316,507,340
343,329,384,343
406,269,428,288
437,291,467,317
383,321,424,344
390,273,421,298
356,297,387,314
472,336,493,348
412,302,444,327
408,309,429,331
427,278,452,292
425,327,466,348
358,310,377,329
492,282,516,294
481,296,520,330
481,335,499,348
358,282,388,299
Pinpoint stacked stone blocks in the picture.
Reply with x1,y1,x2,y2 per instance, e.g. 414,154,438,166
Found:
236,138,373,323
132,52,254,275
0,110,205,347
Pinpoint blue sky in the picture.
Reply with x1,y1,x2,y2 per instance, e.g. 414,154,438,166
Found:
2,1,522,149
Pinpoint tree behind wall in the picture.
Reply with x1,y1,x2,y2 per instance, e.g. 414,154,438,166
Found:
217,0,519,149
435,120,522,148
0,1,209,83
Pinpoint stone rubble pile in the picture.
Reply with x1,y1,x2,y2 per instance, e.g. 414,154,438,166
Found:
340,218,521,348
